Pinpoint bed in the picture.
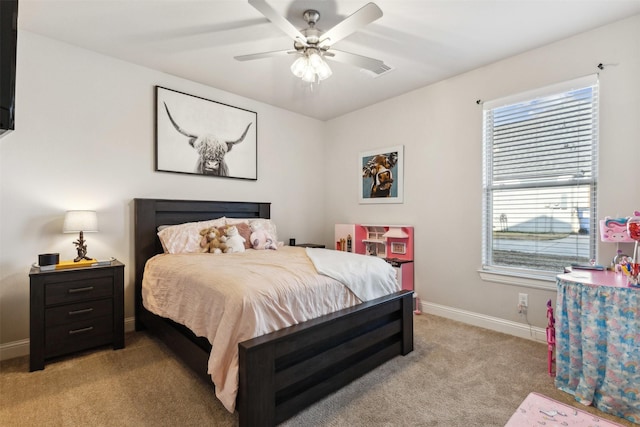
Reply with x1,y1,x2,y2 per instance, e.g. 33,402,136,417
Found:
134,198,414,426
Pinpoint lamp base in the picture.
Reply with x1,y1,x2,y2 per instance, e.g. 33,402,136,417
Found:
72,231,92,263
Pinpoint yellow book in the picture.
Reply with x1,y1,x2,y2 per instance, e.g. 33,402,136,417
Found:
55,259,97,270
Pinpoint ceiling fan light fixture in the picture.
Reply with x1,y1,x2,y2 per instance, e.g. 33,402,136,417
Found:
290,56,308,78
291,49,332,83
308,50,323,68
316,60,332,81
301,66,316,83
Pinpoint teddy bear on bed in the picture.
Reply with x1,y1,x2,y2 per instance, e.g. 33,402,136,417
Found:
249,221,277,250
199,226,227,254
223,225,246,253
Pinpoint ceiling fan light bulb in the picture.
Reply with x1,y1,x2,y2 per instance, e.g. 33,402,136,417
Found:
316,61,332,80
302,67,316,83
308,52,323,68
291,57,308,78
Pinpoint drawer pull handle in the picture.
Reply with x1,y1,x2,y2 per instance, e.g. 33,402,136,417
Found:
68,308,94,316
68,326,94,335
68,286,94,294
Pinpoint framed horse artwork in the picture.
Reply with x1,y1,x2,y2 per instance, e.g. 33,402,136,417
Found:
359,145,404,204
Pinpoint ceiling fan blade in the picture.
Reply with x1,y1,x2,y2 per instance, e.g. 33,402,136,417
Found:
248,0,307,46
325,49,386,73
319,3,383,47
234,50,296,61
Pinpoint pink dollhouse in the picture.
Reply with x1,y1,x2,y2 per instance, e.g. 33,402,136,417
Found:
335,224,415,305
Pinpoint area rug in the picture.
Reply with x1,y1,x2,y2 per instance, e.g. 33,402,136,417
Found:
505,392,625,427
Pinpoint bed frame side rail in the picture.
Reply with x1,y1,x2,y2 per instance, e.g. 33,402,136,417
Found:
238,290,413,426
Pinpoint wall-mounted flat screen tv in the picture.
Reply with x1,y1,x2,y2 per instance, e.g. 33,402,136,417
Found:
0,0,18,137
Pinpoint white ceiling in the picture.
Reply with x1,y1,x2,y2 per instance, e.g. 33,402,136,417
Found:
18,0,640,121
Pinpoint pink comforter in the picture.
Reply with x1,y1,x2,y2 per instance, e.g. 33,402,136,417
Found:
142,247,365,412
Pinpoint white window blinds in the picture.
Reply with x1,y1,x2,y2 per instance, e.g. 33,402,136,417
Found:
482,75,598,276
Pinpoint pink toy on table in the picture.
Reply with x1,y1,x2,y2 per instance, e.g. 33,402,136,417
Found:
599,217,635,242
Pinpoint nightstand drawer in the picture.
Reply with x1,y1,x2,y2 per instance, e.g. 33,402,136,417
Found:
45,277,113,305
45,298,112,327
45,314,113,357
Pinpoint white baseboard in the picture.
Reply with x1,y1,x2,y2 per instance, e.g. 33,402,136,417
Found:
124,316,135,333
0,338,30,362
418,300,547,344
0,316,137,362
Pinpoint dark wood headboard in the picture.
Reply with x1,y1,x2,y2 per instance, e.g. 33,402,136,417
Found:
133,198,270,328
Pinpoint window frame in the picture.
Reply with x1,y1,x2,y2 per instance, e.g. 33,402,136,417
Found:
481,75,599,284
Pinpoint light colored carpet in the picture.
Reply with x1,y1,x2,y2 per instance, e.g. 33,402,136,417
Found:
0,314,634,426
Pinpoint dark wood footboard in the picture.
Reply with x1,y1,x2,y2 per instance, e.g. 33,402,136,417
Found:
238,290,413,426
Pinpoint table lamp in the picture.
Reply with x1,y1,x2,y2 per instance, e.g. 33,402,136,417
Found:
63,210,98,262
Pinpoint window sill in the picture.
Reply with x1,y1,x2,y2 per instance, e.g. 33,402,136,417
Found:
478,269,556,291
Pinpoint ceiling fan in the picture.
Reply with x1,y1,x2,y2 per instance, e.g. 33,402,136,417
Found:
235,0,387,83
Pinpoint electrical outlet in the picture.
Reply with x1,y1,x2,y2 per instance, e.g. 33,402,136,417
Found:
518,293,528,314
518,293,528,307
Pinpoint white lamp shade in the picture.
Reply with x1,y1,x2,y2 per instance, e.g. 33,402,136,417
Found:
316,60,332,80
290,57,308,78
63,210,98,233
308,51,323,68
291,48,334,84
301,67,316,83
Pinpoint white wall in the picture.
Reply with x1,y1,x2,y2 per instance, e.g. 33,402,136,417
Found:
0,31,326,346
2,14,639,353
324,14,640,329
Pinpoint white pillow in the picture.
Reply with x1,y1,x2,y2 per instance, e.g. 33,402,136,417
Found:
158,217,227,254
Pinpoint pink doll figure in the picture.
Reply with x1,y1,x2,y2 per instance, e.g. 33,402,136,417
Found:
546,299,556,377
628,212,640,284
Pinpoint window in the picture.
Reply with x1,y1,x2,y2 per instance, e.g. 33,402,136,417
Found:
482,75,598,278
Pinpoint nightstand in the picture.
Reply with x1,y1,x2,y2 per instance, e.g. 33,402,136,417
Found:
29,260,125,371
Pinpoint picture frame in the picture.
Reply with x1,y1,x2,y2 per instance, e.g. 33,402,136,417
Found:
359,145,404,204
391,242,407,255
155,86,257,180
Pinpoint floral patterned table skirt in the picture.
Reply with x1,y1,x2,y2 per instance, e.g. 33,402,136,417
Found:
555,276,640,424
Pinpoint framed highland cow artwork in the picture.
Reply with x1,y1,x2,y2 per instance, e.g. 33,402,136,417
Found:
359,145,404,204
155,86,257,180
